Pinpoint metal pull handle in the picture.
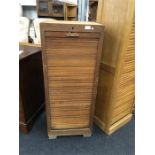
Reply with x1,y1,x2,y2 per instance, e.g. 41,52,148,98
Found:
66,32,79,38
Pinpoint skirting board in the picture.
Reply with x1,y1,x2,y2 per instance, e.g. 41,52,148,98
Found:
94,114,133,135
48,128,92,139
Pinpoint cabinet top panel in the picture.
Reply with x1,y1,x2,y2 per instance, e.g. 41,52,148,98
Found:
40,20,104,26
40,21,104,33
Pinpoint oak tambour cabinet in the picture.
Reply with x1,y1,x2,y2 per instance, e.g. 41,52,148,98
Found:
94,0,135,135
19,45,45,133
40,21,104,139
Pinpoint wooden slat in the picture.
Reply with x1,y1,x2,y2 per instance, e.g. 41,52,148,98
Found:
51,116,90,129
51,105,90,117
45,38,98,49
49,81,94,88
47,57,96,67
45,31,100,39
112,101,133,116
48,76,94,81
49,92,93,101
47,66,95,76
46,48,97,57
50,101,92,107
50,87,93,94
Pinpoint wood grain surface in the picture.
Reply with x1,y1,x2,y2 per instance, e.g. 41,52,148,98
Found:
95,0,135,135
19,46,45,133
40,21,104,138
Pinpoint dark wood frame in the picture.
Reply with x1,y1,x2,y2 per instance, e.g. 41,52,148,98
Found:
40,21,104,139
19,47,45,133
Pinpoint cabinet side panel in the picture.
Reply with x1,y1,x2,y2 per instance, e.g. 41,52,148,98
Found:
97,0,135,67
95,68,114,124
111,19,135,124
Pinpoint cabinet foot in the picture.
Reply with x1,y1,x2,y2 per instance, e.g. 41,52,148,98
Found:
48,135,57,139
83,133,91,137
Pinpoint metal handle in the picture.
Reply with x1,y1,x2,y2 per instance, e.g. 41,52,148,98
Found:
66,32,79,38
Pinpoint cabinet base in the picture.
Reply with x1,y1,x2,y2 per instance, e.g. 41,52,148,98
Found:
94,114,133,135
48,128,92,139
19,104,44,133
19,124,31,133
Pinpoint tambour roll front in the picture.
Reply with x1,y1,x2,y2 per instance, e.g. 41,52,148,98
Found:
40,21,104,139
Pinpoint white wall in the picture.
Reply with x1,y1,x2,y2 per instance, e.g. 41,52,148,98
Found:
19,0,36,6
